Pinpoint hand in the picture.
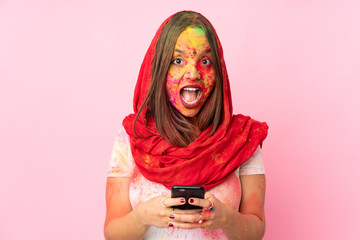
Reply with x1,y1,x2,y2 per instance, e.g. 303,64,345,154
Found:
167,193,231,230
134,194,200,228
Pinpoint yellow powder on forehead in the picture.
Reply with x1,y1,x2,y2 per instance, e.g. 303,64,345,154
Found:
175,26,209,51
179,27,206,39
185,26,206,35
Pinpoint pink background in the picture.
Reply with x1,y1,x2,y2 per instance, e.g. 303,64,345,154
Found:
1,0,359,239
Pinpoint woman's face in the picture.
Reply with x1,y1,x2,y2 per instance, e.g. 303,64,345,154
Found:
166,26,216,118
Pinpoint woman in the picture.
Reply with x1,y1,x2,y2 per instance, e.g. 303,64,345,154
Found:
104,11,268,240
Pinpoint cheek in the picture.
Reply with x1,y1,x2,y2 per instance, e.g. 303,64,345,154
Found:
201,68,216,96
166,74,179,98
167,66,182,78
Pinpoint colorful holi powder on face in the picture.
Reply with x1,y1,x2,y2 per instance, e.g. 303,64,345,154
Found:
165,27,216,118
193,26,206,35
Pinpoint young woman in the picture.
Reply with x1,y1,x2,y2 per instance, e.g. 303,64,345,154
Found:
104,11,268,240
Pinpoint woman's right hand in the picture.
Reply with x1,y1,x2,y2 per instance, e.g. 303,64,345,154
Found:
134,195,200,228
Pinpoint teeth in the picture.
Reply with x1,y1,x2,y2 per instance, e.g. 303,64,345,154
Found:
182,90,202,103
183,87,199,91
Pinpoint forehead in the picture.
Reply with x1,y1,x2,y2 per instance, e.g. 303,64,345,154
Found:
175,26,210,50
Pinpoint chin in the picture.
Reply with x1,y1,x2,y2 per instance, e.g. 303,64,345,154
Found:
178,108,201,118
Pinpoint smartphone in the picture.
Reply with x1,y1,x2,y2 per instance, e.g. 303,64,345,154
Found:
171,185,205,210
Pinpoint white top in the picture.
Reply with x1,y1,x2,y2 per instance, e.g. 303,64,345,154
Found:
107,125,265,239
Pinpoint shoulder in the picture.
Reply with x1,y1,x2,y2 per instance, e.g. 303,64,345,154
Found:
115,125,131,145
107,125,134,177
233,114,268,131
239,145,265,175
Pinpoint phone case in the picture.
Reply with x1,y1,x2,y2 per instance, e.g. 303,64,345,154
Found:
171,185,205,210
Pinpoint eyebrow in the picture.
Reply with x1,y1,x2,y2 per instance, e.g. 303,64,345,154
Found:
174,49,211,55
174,49,184,54
203,49,211,54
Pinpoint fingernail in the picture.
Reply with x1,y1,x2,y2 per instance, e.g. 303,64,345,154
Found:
169,214,175,219
180,198,185,203
168,223,174,227
189,198,194,203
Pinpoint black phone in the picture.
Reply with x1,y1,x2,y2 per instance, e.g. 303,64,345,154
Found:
171,185,205,210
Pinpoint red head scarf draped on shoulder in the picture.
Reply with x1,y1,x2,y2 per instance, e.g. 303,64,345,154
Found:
123,11,268,191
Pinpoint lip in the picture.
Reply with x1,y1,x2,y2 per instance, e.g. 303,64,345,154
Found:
179,85,203,109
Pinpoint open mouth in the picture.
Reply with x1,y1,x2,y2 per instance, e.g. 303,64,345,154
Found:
180,87,202,104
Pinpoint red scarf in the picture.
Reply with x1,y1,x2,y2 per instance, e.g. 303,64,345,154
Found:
123,11,268,190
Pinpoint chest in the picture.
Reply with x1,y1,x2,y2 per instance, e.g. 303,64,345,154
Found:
129,167,242,210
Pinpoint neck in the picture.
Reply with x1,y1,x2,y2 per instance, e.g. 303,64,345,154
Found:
188,116,200,137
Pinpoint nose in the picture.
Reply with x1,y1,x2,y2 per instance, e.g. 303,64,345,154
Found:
184,62,200,80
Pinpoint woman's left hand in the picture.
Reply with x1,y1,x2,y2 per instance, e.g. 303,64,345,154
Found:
169,192,232,230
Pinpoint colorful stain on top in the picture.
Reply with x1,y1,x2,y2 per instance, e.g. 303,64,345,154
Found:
107,127,265,239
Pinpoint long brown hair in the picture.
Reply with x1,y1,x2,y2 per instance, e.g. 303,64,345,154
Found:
134,11,224,147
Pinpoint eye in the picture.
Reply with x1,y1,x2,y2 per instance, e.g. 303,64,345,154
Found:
201,59,212,65
171,58,184,65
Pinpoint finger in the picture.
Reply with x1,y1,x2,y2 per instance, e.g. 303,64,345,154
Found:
170,212,202,223
168,221,201,229
199,219,213,229
172,208,202,214
161,196,186,208
160,207,200,221
204,192,214,199
204,193,215,207
188,197,212,208
201,210,215,220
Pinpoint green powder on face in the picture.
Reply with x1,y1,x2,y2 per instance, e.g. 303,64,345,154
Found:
184,26,206,36
193,26,206,35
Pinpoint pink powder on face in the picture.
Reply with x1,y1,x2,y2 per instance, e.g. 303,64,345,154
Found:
166,27,216,118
